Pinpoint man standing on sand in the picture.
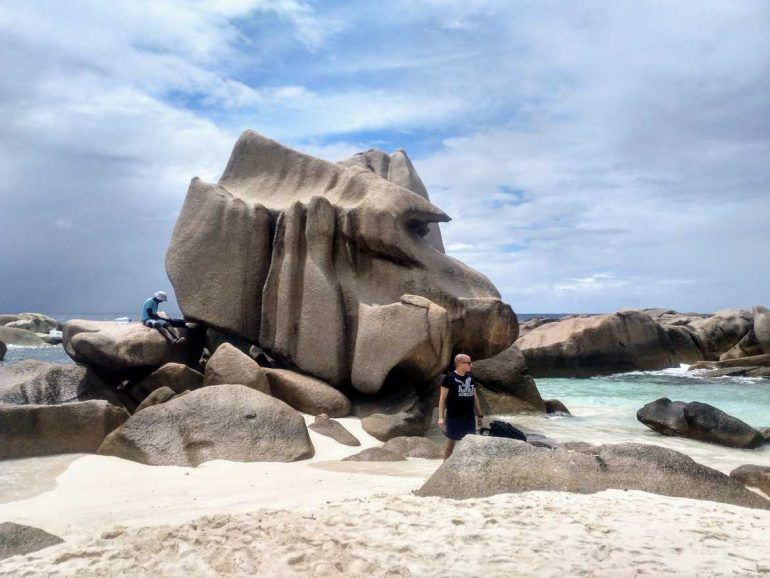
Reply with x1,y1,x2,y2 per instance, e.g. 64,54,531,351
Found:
438,353,483,460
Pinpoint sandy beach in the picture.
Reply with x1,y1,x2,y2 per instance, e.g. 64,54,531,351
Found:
2,415,770,577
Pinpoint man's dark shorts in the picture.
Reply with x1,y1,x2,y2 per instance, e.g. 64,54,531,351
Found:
444,417,476,441
144,319,169,329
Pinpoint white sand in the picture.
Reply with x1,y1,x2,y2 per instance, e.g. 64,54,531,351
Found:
2,415,770,576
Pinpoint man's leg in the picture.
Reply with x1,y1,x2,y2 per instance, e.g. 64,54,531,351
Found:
443,440,456,460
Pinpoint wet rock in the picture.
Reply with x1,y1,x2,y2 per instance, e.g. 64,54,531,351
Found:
342,447,406,462
416,437,769,509
382,436,443,459
0,522,64,560
0,400,129,459
308,414,360,446
203,343,270,394
730,465,770,495
545,399,571,415
265,369,351,417
98,384,314,466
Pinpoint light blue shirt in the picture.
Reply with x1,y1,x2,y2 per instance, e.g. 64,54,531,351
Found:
141,297,159,322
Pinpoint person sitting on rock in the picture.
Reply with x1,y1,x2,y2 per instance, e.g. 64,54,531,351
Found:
142,291,186,344
438,353,483,460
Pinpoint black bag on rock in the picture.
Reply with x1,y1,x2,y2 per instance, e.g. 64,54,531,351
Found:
479,420,527,441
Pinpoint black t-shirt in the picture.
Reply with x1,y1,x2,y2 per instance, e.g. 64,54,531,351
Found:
442,371,476,420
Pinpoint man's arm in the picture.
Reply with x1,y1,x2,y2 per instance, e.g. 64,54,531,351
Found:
438,386,449,429
146,306,162,320
473,390,483,427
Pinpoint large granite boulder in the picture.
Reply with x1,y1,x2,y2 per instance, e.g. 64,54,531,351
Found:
0,326,46,347
203,342,270,394
98,384,314,466
308,414,360,446
688,309,753,360
0,400,129,459
0,522,64,560
0,361,124,407
264,368,351,417
730,465,770,495
63,320,203,378
129,362,203,401
166,131,516,394
471,344,546,414
516,311,677,377
353,390,433,441
416,437,769,509
637,398,764,448
381,436,443,459
754,305,770,351
719,330,764,361
3,313,58,334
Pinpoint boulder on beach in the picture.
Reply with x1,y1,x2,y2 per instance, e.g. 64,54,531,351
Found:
63,320,203,377
166,131,516,394
0,400,130,460
203,343,270,395
265,368,351,417
729,465,770,495
353,390,433,441
416,436,769,510
516,311,677,377
381,436,443,459
0,522,64,561
342,447,406,462
129,362,203,401
308,414,360,446
0,360,125,408
98,384,314,466
637,398,764,449
471,344,546,414
0,326,46,347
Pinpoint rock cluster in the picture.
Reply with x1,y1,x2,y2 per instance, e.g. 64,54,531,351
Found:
0,313,60,347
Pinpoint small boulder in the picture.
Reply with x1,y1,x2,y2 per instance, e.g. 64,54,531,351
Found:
0,362,124,408
342,447,406,462
704,367,754,378
758,427,770,442
0,326,46,347
308,414,360,446
416,437,769,510
471,344,546,413
746,367,770,378
98,384,314,466
730,465,770,495
265,368,351,417
0,522,64,560
134,386,179,412
0,400,129,459
130,363,203,400
637,398,764,449
354,390,432,441
720,330,764,361
544,399,571,415
381,436,442,459
204,343,270,394
63,320,203,377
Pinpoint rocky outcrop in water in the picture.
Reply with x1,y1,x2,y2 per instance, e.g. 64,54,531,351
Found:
417,436,770,510
637,397,764,449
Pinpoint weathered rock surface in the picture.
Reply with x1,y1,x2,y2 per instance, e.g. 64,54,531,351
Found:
730,465,770,495
518,317,559,338
0,522,64,560
0,400,129,459
689,353,770,371
757,427,770,442
341,149,445,253
0,361,124,407
754,305,770,351
471,344,545,414
63,320,202,377
134,386,179,412
130,363,203,401
98,384,314,466
719,330,764,361
265,369,350,417
416,437,770,509
342,447,406,462
166,131,516,393
637,398,764,448
307,414,360,446
0,326,46,347
516,311,677,377
544,399,571,415
354,390,432,441
381,436,442,459
203,343,270,394
3,313,58,334
688,309,754,360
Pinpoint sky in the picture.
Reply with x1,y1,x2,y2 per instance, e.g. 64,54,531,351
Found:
0,0,768,316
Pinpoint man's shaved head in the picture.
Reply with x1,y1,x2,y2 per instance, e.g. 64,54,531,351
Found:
454,353,471,366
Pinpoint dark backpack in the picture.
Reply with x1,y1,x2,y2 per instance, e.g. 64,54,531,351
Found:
480,420,527,441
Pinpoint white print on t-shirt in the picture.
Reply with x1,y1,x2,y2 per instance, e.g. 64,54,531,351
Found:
455,376,475,397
